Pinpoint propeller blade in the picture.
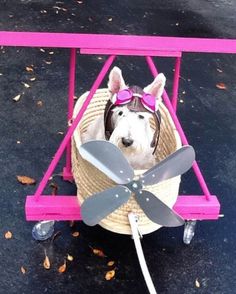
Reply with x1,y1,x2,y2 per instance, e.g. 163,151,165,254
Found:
81,185,131,226
135,190,184,227
79,140,134,184
141,145,195,186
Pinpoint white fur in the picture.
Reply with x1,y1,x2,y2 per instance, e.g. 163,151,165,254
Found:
79,67,166,170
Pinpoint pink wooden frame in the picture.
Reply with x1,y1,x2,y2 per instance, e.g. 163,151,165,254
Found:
1,32,233,222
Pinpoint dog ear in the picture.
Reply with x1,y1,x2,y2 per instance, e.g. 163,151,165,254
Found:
108,66,127,94
144,73,166,101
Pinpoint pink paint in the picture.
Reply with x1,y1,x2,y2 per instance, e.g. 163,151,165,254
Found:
25,195,220,221
33,55,116,201
172,57,182,112
173,195,220,220
26,196,81,220
1,32,236,54
64,48,77,180
145,56,211,200
80,48,182,57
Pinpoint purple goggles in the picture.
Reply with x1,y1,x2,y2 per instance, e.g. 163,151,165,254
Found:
112,89,157,112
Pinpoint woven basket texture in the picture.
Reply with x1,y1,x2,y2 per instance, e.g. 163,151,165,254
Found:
72,88,181,235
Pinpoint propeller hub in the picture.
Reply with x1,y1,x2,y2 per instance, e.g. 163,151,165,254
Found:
126,180,143,193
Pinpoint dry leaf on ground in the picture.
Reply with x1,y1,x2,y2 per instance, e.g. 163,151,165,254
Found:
72,231,80,237
22,82,30,88
37,100,43,107
195,278,200,288
26,66,34,72
43,255,51,270
92,248,106,257
12,94,21,102
58,260,67,273
216,82,227,90
105,270,115,280
67,254,74,261
50,182,58,195
17,175,36,185
107,261,115,267
21,266,26,274
43,60,52,65
4,231,13,239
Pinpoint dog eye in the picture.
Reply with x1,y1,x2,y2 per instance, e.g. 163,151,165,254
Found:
138,114,144,119
118,111,123,116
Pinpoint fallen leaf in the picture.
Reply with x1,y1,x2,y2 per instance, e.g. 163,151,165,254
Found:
195,278,200,288
17,175,36,185
21,266,26,274
43,255,51,270
13,94,21,102
216,82,227,90
37,100,43,107
72,231,80,237
43,60,52,65
58,260,67,273
26,66,34,72
105,270,115,280
22,82,30,88
107,261,115,267
4,231,13,239
67,254,74,261
50,182,58,195
92,248,106,257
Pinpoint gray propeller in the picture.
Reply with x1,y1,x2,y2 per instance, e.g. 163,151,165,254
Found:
79,140,195,227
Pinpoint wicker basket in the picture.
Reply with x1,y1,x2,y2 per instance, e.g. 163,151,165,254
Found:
72,88,181,235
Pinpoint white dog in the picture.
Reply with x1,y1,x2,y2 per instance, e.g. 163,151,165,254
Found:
81,66,166,170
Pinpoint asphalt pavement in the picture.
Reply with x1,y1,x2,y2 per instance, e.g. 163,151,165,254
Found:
0,1,236,293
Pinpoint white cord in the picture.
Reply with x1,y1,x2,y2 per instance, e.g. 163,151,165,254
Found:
128,213,157,294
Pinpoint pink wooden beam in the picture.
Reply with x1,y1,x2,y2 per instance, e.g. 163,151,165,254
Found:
172,56,182,112
80,48,182,57
25,195,220,221
145,56,211,200
25,196,81,221
173,195,220,220
1,32,236,54
33,55,116,201
63,48,77,181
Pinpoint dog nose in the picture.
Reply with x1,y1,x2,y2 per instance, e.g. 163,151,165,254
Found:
122,137,134,147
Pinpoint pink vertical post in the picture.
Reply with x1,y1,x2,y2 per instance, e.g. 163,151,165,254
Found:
145,56,211,200
34,55,116,201
63,48,77,181
172,56,181,112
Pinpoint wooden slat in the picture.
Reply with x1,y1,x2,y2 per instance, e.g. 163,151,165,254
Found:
0,32,236,54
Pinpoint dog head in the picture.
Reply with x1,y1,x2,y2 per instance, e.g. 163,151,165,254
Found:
105,66,166,159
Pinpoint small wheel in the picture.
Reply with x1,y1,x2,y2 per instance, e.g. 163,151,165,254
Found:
32,220,55,241
183,220,197,245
